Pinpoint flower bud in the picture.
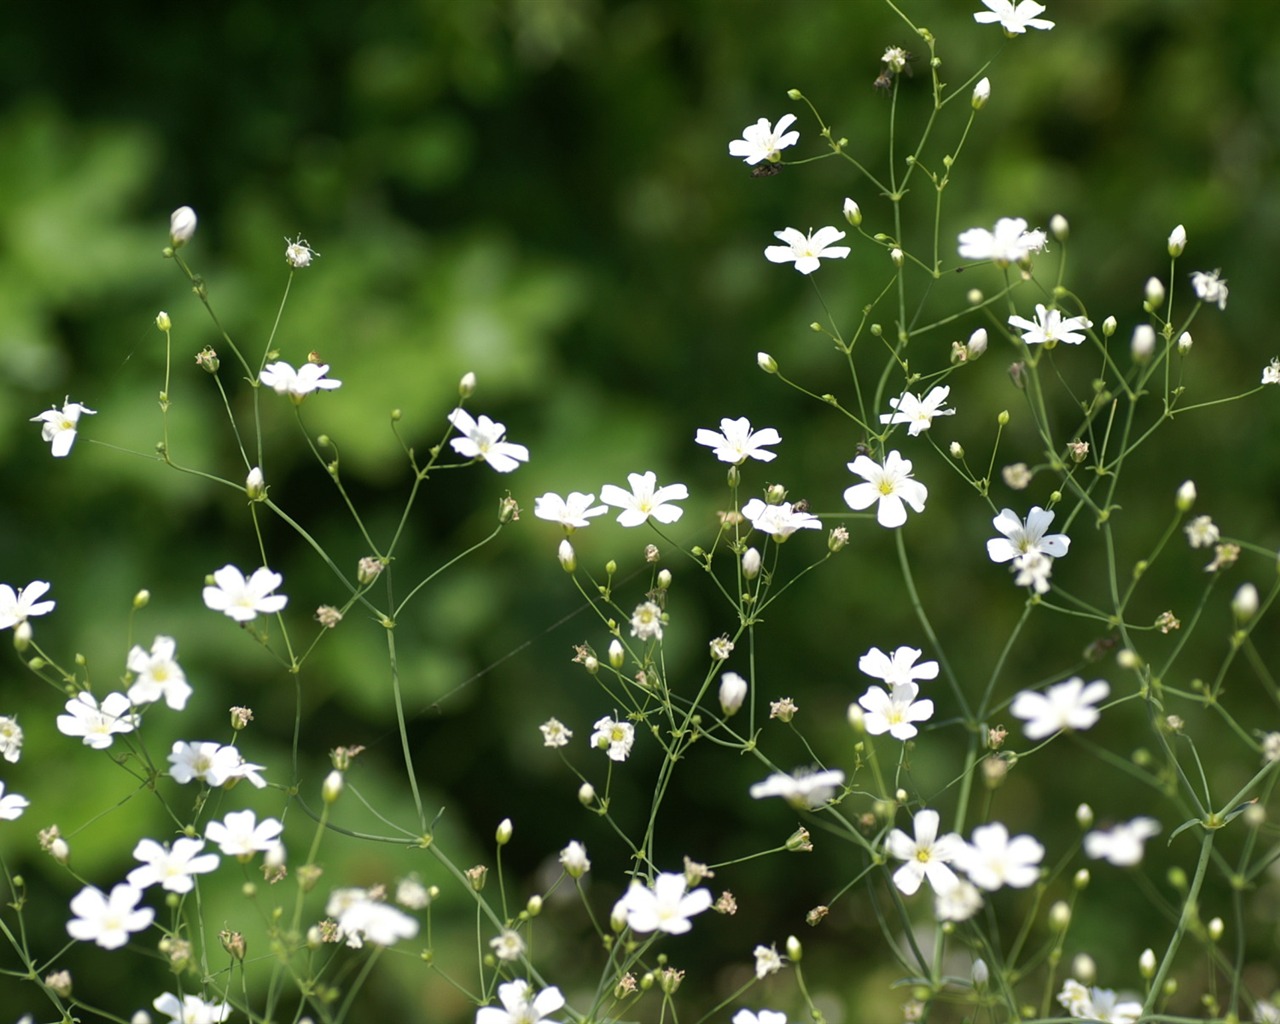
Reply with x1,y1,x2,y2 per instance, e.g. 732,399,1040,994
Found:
498,494,519,524
45,970,72,998
971,76,991,110
1208,916,1224,941
1050,214,1068,242
757,352,778,374
1176,480,1196,511
1143,277,1165,310
50,837,70,864
459,371,476,398
558,539,576,573
843,198,862,226
496,818,513,846
785,935,802,962
1131,324,1156,363
1102,315,1117,337
828,525,848,553
1139,948,1156,978
220,929,247,962
890,247,904,267
466,865,488,891
719,672,748,716
1073,868,1090,890
1076,802,1094,829
1072,953,1097,986
1177,330,1192,353
169,206,197,248
608,638,624,669
525,894,543,916
846,703,865,732
1232,582,1259,622
321,770,343,805
578,781,596,807
1048,900,1071,932
972,958,989,989
1168,224,1186,257
949,441,964,459
133,589,151,610
966,327,988,360
195,346,220,373
245,466,266,501
155,311,171,332
742,547,761,579
13,621,31,653
657,568,672,589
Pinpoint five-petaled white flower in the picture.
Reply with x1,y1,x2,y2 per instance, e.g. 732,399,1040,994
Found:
534,491,607,529
126,837,219,893
0,780,28,821
31,398,97,457
695,417,781,464
1083,817,1161,867
126,635,192,710
0,716,22,764
259,360,342,400
153,992,232,1024
591,716,636,761
1057,980,1142,1024
168,740,267,789
615,872,713,935
749,768,845,809
1263,358,1280,385
1184,515,1219,549
0,580,55,630
1190,269,1228,310
66,883,154,949
956,822,1044,890
885,809,966,895
490,928,525,962
1012,550,1054,594
327,887,420,947
202,564,288,622
844,450,928,528
600,470,688,526
764,226,850,275
973,0,1055,34
987,507,1071,563
957,217,1048,264
740,498,821,539
857,682,934,741
205,809,284,859
447,408,529,474
630,600,664,640
859,645,939,688
1010,677,1109,740
56,692,138,749
880,386,956,436
475,980,566,1024
728,114,799,165
1008,304,1092,346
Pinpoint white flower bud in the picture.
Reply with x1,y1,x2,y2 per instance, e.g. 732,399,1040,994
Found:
1139,948,1156,978
132,1013,154,1024
459,371,476,398
608,638,624,669
1232,582,1259,622
785,935,802,962
558,539,576,573
1076,803,1094,829
971,77,991,110
321,770,343,805
949,441,964,458
1072,953,1097,985
50,837,70,864
1176,480,1196,511
757,352,778,374
1131,323,1156,362
496,818,513,845
971,958,989,989
1177,330,1192,353
966,327,988,359
245,466,266,501
1168,224,1186,257
1048,901,1071,932
843,197,862,226
890,247,904,267
742,547,761,580
577,781,596,807
847,703,865,732
719,672,747,716
1102,315,1117,337
155,311,171,332
169,206,197,248
1050,213,1068,241
1144,277,1166,310
1207,916,1224,941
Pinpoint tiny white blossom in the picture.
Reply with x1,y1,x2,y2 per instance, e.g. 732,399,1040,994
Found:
880,386,956,436
843,451,928,528
591,716,635,762
0,580,55,630
630,600,664,640
886,809,966,895
475,980,565,1024
539,718,573,748
126,636,192,710
973,0,1055,34
1190,269,1228,310
858,645,939,687
956,822,1044,890
202,564,288,622
0,716,23,763
857,682,934,741
534,491,608,528
284,235,318,268
490,929,525,962
1262,358,1280,385
1184,515,1220,548
957,217,1047,264
56,692,138,749
749,769,845,810
695,417,781,464
66,883,154,949
600,471,688,527
126,837,219,894
754,943,784,979
153,992,232,1024
1010,677,1110,740
1084,817,1161,867
259,360,342,399
31,398,97,457
728,114,799,166
0,780,29,821
205,809,284,859
987,507,1070,563
559,840,591,877
764,226,850,275
615,872,713,935
935,879,984,922
740,498,821,539
447,408,529,473
733,1012,788,1024
1008,304,1092,346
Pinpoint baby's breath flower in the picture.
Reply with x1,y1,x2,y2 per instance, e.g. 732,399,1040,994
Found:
630,601,664,641
1001,463,1032,490
1205,542,1240,572
284,236,318,268
1184,514,1219,548
754,944,784,978
1168,224,1187,257
1190,269,1228,310
539,718,572,748
769,697,798,721
1262,357,1280,385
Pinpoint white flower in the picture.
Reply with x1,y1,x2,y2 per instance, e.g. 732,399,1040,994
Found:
880,386,956,436
1057,979,1142,1023
733,1012,788,1024
126,636,192,711
764,226,850,275
858,645,939,688
66,883,154,949
396,875,431,910
615,872,713,935
0,580,55,630
973,0,1055,34
957,217,1047,264
559,840,591,877
205,809,284,859
490,929,525,961
31,398,97,457
327,888,420,947
539,718,572,748
0,716,22,763
956,822,1044,890
600,470,688,526
986,507,1071,563
168,741,256,787
740,498,821,539
169,206,197,246
1012,550,1054,594
1184,515,1220,548
0,780,29,821
284,236,318,268
56,692,138,749
259,360,342,399
843,450,928,528
719,672,748,716
447,408,529,474
1084,817,1161,867
695,417,781,464
126,837,219,894
728,114,799,165
1263,358,1280,385
591,716,635,762
534,491,608,528
754,943,784,979
934,879,984,922
202,564,288,622
1008,304,1092,346
886,809,966,895
857,682,934,741
630,600,664,640
153,992,232,1024
1190,269,1228,310
475,980,565,1024
749,768,845,810
1010,677,1110,740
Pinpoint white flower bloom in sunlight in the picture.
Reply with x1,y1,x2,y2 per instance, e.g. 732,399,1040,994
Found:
858,645,939,688
259,360,342,399
126,636,191,711
880,386,956,436
475,980,565,1024
957,217,1047,264
885,809,966,896
733,1012,788,1024
1183,515,1219,549
1262,358,1280,385
754,943,784,979
0,780,29,821
205,809,284,859
728,114,799,165
202,564,288,622
987,507,1071,563
695,417,781,464
0,580,55,630
934,879,984,922
534,491,608,528
0,716,22,763
764,226,850,275
1057,979,1142,1024
591,716,635,762
31,398,97,457
843,450,928,528
956,822,1044,890
1010,677,1109,740
447,408,529,474
1190,269,1228,310
973,0,1055,34
153,992,232,1024
66,883,154,949
616,872,713,935
857,682,934,741
56,692,138,750
749,768,845,810
1008,304,1092,346
740,498,821,539
490,928,525,962
126,837,219,894
328,889,419,948
284,235,318,268
600,470,688,527
1083,817,1161,867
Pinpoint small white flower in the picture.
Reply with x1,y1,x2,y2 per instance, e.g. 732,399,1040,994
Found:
986,507,1071,563
490,928,525,962
591,716,635,762
615,872,713,935
728,114,799,165
126,837,219,893
153,992,232,1024
600,471,688,527
66,883,154,949
1010,677,1110,740
1008,304,1092,346
1012,550,1054,594
0,780,29,821
880,386,956,436
973,0,1055,34
327,888,420,947
857,682,934,741
1056,980,1142,1024
733,1012,789,1024
934,879,984,922
0,716,22,763
31,398,97,457
560,840,591,877
0,580,54,630
396,875,432,910
843,450,928,528
1184,515,1220,549
754,943,784,979
534,491,608,528
1190,269,1228,310
695,417,781,464
447,408,529,473
476,980,565,1024
749,768,845,810
740,498,821,539
284,235,319,268
56,692,138,749
957,217,1047,264
259,360,342,399
886,809,966,895
630,600,664,640
126,636,191,711
205,809,284,859
764,226,850,275
1084,817,1161,867
202,564,288,622
1262,357,1280,385
539,717,573,748
956,822,1044,890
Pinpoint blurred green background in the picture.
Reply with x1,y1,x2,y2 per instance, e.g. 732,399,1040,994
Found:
2,0,1280,1020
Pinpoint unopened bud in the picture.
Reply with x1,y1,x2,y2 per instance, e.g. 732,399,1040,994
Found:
459,371,476,398
1073,868,1090,890
757,352,778,374
578,781,596,807
169,206,197,248
1176,480,1196,511
608,639,624,669
971,76,991,110
1144,277,1165,310
1102,315,1117,337
245,466,266,501
966,327,988,360
1072,953,1097,985
1048,901,1071,932
1232,582,1259,622
1139,948,1156,978
657,568,672,589
972,958,989,989
526,894,543,916
843,198,862,226
558,539,576,573
1131,323,1156,363
890,247,904,267
742,547,761,579
13,621,31,653
496,818,513,846
1177,330,1193,353
949,442,964,458
1208,916,1224,941
1168,224,1186,257
785,935,802,962
321,770,343,805
1050,213,1068,241
156,311,171,332
719,672,748,716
